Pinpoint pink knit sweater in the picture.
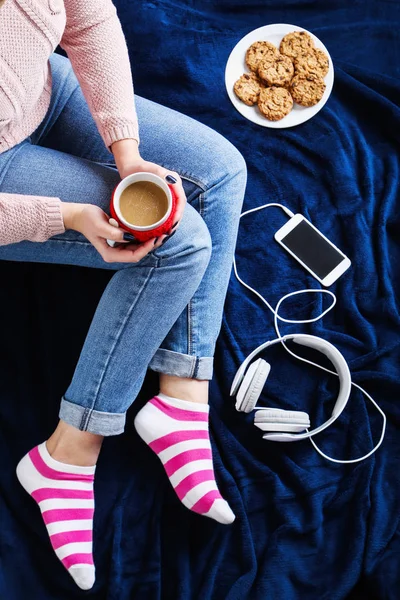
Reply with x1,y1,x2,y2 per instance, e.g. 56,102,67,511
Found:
0,0,139,246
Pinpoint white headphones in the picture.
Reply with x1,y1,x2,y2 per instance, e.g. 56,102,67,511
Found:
231,201,386,463
230,333,351,442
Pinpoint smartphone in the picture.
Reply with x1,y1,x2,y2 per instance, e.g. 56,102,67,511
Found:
274,214,351,286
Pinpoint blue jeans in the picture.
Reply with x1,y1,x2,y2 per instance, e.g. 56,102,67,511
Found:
0,53,247,436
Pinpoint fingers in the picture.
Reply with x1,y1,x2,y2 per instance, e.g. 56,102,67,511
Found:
153,233,169,249
98,217,125,242
97,236,160,263
163,170,186,233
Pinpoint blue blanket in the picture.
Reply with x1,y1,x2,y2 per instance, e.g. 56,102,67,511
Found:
1,1,400,598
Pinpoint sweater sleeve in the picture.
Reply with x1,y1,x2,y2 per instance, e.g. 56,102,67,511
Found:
59,0,139,151
0,193,65,246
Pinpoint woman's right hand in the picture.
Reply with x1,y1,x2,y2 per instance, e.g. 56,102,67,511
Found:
61,202,166,263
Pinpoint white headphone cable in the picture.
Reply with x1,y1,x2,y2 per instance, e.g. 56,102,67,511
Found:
232,203,386,464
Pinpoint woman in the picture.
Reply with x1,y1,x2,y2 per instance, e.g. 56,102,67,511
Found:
0,0,246,590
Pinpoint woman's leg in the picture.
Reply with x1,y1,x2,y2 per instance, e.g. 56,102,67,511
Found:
39,53,247,387
0,141,211,427
35,52,246,524
0,138,211,589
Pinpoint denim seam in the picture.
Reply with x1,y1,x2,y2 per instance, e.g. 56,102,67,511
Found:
153,163,294,205
193,358,200,378
91,160,117,168
179,172,208,193
88,164,209,195
149,349,213,379
39,237,160,269
158,164,210,194
87,263,157,415
187,298,193,362
46,238,92,246
186,186,205,358
80,407,91,431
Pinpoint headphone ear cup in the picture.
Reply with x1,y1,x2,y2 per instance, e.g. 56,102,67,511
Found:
254,409,311,433
236,359,271,413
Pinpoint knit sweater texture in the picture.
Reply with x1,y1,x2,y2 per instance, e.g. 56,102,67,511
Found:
0,0,139,246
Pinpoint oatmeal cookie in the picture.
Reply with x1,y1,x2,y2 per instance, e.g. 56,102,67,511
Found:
294,47,329,78
234,72,265,106
279,31,314,59
258,54,294,87
257,86,293,121
245,41,279,73
290,74,326,107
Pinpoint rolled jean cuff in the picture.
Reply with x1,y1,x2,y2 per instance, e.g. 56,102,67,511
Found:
148,348,214,380
59,397,126,436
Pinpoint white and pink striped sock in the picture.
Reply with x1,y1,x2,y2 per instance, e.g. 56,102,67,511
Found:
134,393,235,525
16,442,96,590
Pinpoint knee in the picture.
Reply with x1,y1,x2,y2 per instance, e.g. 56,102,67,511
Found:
177,205,212,271
220,138,247,182
200,128,247,185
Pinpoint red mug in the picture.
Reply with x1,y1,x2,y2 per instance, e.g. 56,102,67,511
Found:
109,172,178,242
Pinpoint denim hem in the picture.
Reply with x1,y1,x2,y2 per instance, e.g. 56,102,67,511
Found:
148,348,214,380
59,397,126,436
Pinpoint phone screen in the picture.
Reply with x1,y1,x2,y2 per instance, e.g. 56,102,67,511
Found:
281,219,344,279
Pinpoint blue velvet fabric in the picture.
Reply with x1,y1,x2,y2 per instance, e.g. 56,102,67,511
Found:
1,1,400,598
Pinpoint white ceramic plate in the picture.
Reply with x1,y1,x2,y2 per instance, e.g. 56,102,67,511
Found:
225,23,334,128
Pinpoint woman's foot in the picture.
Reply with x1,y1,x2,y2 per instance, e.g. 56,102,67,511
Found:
16,442,96,590
134,393,235,524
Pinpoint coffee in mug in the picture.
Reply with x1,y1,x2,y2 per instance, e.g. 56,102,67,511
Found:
119,181,169,226
109,172,178,242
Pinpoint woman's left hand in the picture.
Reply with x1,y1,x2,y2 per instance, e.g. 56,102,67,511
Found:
111,139,186,236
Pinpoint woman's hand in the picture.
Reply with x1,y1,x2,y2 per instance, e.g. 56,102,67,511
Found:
111,139,186,234
61,202,158,263
60,138,187,264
